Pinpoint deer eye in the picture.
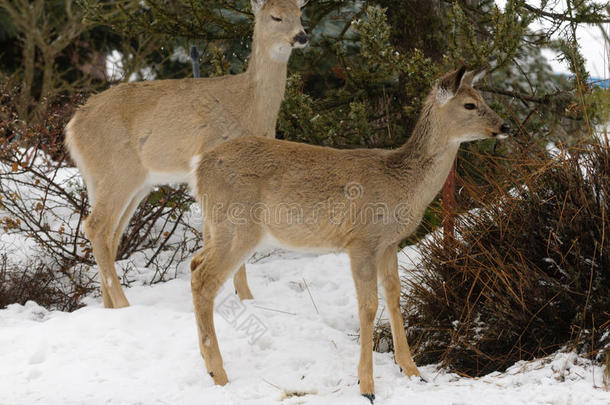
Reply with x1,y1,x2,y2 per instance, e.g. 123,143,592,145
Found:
464,103,476,110
271,15,282,22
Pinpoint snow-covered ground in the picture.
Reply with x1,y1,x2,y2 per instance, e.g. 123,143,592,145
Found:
0,247,607,405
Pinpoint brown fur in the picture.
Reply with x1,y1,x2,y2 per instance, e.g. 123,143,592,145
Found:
64,0,308,308
189,68,509,397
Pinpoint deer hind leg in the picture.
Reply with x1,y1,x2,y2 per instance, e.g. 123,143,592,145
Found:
379,245,420,378
349,249,379,401
85,173,147,308
190,223,259,385
233,264,254,300
202,221,252,301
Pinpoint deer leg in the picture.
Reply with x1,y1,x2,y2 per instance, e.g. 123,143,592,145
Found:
111,186,150,257
379,245,420,378
190,224,259,385
349,250,379,400
233,264,253,300
85,175,146,308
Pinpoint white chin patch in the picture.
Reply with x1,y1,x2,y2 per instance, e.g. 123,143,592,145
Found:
436,89,454,106
269,43,292,62
495,133,508,140
458,133,486,143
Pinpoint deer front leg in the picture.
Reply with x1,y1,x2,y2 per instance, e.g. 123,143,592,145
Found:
349,251,379,402
233,264,254,300
379,245,420,378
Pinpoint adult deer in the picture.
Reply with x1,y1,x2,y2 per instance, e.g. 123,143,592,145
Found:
65,0,308,308
190,67,510,400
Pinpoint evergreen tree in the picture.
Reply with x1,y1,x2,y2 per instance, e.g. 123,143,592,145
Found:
73,0,608,236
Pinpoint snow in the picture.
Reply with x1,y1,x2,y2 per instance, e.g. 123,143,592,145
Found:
1,151,607,404
1,249,608,405
106,50,157,82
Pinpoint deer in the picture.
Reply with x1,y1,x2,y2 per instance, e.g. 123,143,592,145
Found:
188,67,510,401
64,0,309,308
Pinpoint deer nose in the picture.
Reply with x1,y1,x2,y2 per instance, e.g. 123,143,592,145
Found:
294,31,308,45
500,123,511,133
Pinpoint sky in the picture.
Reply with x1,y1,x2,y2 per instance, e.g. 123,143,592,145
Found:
495,0,608,79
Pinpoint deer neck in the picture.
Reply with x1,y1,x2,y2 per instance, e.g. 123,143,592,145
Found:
246,30,289,137
389,102,460,206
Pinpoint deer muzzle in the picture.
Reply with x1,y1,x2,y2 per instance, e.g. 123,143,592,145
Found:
293,31,309,47
494,122,511,139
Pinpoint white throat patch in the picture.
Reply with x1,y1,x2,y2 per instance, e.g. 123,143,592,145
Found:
436,88,454,106
269,43,292,62
459,133,487,143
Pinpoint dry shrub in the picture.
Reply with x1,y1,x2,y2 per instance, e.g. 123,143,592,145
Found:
400,138,609,376
0,254,95,311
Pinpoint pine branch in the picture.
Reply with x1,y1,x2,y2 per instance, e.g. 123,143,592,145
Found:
478,85,576,114
520,2,610,24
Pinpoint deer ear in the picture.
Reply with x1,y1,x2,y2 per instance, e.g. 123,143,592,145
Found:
295,0,309,8
459,68,486,88
472,69,486,85
437,66,466,93
436,66,466,105
251,0,266,13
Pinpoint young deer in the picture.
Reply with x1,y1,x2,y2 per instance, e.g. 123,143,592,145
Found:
65,0,308,308
189,67,510,400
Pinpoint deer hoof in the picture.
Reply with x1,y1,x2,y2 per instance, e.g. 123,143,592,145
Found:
400,365,421,378
237,291,254,300
209,369,228,385
362,393,375,403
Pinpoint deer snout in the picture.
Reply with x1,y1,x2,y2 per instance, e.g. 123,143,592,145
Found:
493,122,511,139
293,31,308,47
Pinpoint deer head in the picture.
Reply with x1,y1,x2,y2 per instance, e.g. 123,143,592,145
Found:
434,67,511,144
251,0,309,63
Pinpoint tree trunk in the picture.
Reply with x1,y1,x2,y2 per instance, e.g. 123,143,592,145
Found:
18,32,36,124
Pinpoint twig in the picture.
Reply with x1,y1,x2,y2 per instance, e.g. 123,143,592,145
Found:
520,3,610,24
302,277,319,315
479,85,562,104
262,378,282,391
252,305,296,316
